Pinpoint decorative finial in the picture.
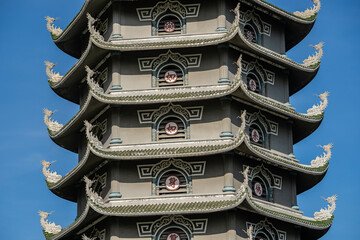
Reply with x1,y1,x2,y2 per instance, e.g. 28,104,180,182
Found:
294,0,321,19
43,109,63,133
314,195,338,221
311,143,334,168
83,176,104,204
84,120,103,149
306,91,329,116
44,61,63,84
85,66,104,93
45,16,63,37
302,42,324,67
86,13,104,41
240,166,251,195
38,210,62,234
41,160,62,183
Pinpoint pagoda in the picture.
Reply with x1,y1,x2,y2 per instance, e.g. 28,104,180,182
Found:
40,0,336,239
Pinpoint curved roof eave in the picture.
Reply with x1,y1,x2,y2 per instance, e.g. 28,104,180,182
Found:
51,0,110,58
245,0,318,51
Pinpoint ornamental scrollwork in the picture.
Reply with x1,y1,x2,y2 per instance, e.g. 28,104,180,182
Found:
294,0,321,19
314,195,337,221
43,109,63,133
302,42,324,67
44,61,63,83
85,66,104,94
247,219,286,240
84,176,105,205
306,91,329,116
243,225,253,240
152,215,193,235
41,160,62,184
245,164,282,189
82,235,93,240
152,158,192,177
85,120,104,149
87,13,104,41
45,16,63,37
239,10,271,36
38,210,62,234
311,143,333,168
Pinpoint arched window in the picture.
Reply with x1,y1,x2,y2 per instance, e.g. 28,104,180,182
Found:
244,24,258,43
158,64,185,87
247,72,262,94
157,226,190,240
157,169,189,195
251,176,268,201
255,231,272,240
157,115,186,141
156,13,183,35
249,123,265,147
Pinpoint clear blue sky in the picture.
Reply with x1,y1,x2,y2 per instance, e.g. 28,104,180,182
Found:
0,1,358,239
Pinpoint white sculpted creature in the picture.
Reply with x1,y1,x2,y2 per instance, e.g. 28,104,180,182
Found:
243,225,253,240
294,0,321,19
38,211,62,234
83,176,105,204
45,16,63,36
41,160,62,183
84,120,103,149
306,91,329,116
235,54,243,82
314,195,337,221
43,109,63,133
231,3,240,30
302,42,324,67
311,143,334,168
82,234,94,240
44,61,63,83
240,166,251,195
86,13,104,41
85,66,104,93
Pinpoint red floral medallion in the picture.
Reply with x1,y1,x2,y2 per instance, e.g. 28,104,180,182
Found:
165,122,179,135
249,79,257,92
165,176,180,191
254,182,263,197
251,129,260,143
164,70,178,83
164,21,176,32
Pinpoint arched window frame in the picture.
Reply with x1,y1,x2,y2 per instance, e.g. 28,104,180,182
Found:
255,230,274,240
152,11,186,36
155,62,187,87
154,167,192,195
247,219,285,240
155,225,191,240
153,113,190,141
249,122,268,148
246,71,264,95
251,175,272,202
244,22,260,44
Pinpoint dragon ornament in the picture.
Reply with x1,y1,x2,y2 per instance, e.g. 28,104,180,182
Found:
311,143,333,168
240,166,251,196
302,42,324,67
45,16,63,37
306,91,329,116
38,210,62,234
85,66,104,94
243,225,253,240
44,61,63,84
87,13,104,41
41,160,62,184
294,0,321,19
43,109,63,133
84,120,104,149
83,176,105,205
314,195,337,221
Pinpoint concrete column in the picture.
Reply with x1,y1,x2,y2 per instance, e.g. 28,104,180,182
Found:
226,211,236,240
111,52,122,91
110,217,120,240
110,0,122,40
110,107,123,145
220,96,233,138
290,171,299,210
109,161,122,199
287,119,295,158
218,43,230,84
216,0,227,32
223,152,235,192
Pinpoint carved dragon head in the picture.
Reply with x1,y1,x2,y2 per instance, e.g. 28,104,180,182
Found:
43,108,54,118
44,61,55,69
45,16,56,24
312,42,324,51
40,160,52,168
323,195,338,204
318,91,329,101
38,210,54,219
320,143,333,152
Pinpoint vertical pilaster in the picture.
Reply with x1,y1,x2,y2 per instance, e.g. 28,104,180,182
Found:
218,43,230,84
290,171,299,210
226,211,236,240
109,161,122,199
287,119,295,158
110,107,123,145
110,0,122,40
110,217,120,240
111,52,122,91
220,96,233,138
216,0,227,32
222,152,235,192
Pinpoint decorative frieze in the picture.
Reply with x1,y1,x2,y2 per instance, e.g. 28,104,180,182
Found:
137,215,207,237
294,0,321,19
314,195,337,221
138,50,201,72
41,160,62,184
137,103,203,124
136,0,200,21
239,10,272,36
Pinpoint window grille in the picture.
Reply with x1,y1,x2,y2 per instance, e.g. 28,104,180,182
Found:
158,170,188,195
158,227,189,240
157,15,182,35
158,65,184,87
158,116,186,141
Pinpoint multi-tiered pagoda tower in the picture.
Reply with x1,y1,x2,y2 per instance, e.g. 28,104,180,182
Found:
40,0,336,239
